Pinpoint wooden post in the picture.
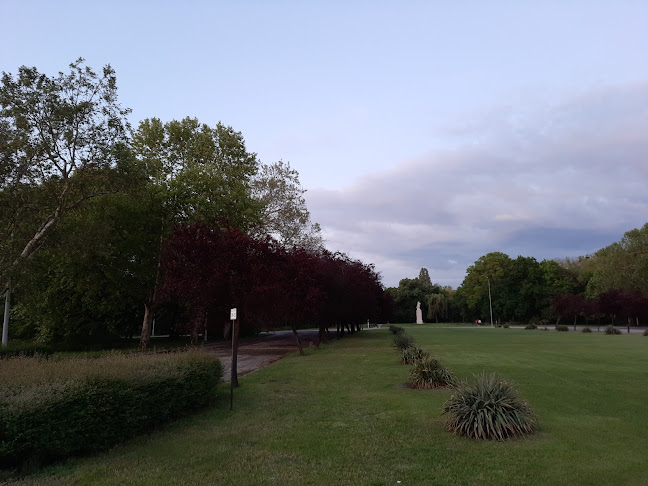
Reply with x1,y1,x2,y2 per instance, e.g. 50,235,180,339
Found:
229,307,239,411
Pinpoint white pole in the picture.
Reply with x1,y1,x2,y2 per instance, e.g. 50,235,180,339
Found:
488,277,494,328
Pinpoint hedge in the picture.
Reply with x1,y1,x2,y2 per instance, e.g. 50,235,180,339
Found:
0,350,222,470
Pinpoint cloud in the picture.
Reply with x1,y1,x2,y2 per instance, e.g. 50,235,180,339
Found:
306,83,648,287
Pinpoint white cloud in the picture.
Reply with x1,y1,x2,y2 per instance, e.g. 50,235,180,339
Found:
307,83,648,287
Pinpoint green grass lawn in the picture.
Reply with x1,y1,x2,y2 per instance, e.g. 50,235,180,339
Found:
16,326,648,485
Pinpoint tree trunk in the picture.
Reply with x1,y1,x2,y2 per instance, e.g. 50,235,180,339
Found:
292,325,304,356
2,284,10,348
140,302,154,349
573,315,577,330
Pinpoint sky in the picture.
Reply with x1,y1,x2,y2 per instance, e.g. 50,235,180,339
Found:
2,1,648,287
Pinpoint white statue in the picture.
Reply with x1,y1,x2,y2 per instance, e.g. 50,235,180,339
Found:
416,301,423,324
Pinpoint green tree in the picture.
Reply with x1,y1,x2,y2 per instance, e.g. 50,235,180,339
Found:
586,223,648,296
455,252,511,323
251,160,323,250
131,117,262,348
0,58,130,345
427,293,448,323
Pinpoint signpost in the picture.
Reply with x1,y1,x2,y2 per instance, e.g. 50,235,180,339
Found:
229,308,238,410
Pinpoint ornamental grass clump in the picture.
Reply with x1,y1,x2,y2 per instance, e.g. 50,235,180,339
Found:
605,325,622,335
408,356,456,389
582,327,592,333
442,372,537,440
525,324,537,330
392,332,414,350
555,325,569,332
389,325,405,335
400,346,429,365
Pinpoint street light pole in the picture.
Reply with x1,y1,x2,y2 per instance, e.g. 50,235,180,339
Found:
487,277,494,328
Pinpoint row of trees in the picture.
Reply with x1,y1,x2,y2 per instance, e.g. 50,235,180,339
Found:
1,59,385,348
161,223,390,349
390,222,648,325
552,289,648,330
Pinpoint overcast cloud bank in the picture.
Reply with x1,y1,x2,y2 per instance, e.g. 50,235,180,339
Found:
307,83,648,287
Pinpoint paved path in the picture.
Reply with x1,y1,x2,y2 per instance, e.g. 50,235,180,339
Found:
203,330,320,381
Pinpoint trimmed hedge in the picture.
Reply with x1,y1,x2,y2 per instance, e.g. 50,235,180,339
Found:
0,351,221,470
0,341,54,359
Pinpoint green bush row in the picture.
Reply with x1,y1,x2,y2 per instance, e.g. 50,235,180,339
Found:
388,328,536,440
0,341,54,359
0,351,222,470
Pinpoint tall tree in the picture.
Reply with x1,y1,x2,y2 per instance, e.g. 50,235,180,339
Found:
251,160,323,250
0,58,130,345
131,117,262,348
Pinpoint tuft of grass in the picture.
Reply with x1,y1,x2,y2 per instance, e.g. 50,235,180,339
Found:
400,346,429,365
442,372,537,440
604,325,622,335
408,356,456,389
391,333,414,350
389,325,406,335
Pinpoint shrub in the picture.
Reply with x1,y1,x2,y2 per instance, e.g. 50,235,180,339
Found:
503,324,510,329
582,327,592,333
408,356,456,389
524,324,537,330
442,372,537,440
643,329,648,336
389,325,405,335
0,341,54,359
556,325,569,332
400,346,429,365
0,350,221,470
605,325,622,335
392,333,414,350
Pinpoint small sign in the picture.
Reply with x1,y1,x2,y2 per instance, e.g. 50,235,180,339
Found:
230,308,237,320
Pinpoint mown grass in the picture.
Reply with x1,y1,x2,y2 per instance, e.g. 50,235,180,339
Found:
12,326,648,485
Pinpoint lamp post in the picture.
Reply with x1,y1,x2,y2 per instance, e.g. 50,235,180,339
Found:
487,277,494,328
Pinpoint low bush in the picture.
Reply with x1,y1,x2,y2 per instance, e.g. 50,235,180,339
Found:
605,325,622,335
391,333,414,350
389,325,405,335
0,341,54,359
0,350,221,470
525,324,537,330
503,324,510,329
400,346,429,365
442,372,537,440
582,327,592,333
408,356,456,389
643,329,648,336
556,325,569,332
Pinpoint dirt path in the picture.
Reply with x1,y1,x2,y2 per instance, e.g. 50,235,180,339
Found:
203,330,320,381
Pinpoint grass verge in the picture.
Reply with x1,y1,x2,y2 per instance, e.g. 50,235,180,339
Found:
10,326,648,485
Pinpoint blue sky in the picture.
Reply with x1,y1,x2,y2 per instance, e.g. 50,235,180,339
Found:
3,1,648,287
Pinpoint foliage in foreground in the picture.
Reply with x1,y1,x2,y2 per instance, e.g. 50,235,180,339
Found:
604,325,622,335
442,372,537,440
408,356,456,389
400,346,429,365
389,325,405,335
391,332,414,350
0,351,221,470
